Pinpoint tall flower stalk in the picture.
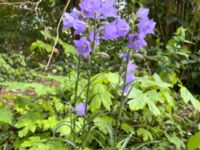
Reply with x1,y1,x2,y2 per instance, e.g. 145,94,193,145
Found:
72,56,81,143
62,0,156,149
81,18,97,150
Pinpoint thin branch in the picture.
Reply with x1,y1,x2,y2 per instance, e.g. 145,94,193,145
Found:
0,1,37,5
45,0,71,71
35,0,42,17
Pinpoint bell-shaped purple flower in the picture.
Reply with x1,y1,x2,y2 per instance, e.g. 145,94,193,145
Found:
136,8,149,19
80,0,118,19
63,13,74,29
124,73,134,93
127,60,136,73
101,0,118,18
103,21,118,40
69,8,80,19
74,37,92,58
73,20,86,35
75,101,86,116
63,9,86,35
103,17,129,40
115,17,130,37
80,0,101,18
138,18,156,36
127,33,147,52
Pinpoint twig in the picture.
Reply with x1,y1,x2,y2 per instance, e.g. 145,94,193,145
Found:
35,0,42,17
0,1,37,5
45,0,71,71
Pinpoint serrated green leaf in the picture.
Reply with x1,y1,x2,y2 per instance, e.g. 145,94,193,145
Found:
180,86,192,103
0,82,57,96
180,86,200,111
128,88,147,110
90,84,112,112
41,31,77,58
153,73,172,88
146,100,161,116
107,72,121,86
168,135,185,149
90,97,101,113
94,116,114,134
15,112,42,137
187,132,200,150
29,40,52,53
0,106,12,124
21,136,41,147
161,89,175,107
137,128,153,141
145,90,161,102
121,123,134,133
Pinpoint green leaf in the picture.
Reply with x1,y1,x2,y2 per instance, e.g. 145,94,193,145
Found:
21,136,42,147
21,136,65,150
153,73,172,88
146,100,161,116
15,112,42,137
0,81,57,96
94,116,115,134
90,83,112,112
161,89,176,107
37,116,58,131
121,123,134,133
180,86,192,103
0,106,12,124
180,86,200,111
41,31,77,58
29,40,52,53
55,118,71,136
128,88,147,110
145,90,162,103
90,95,101,112
187,132,200,150
137,128,153,141
107,72,121,86
168,135,185,149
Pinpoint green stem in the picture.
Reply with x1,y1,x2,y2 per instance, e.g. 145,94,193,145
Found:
72,56,81,143
114,48,131,146
81,19,97,150
81,50,94,150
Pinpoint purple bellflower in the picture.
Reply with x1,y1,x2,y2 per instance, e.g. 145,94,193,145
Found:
63,13,74,29
138,18,156,36
74,37,92,58
69,8,80,19
136,8,149,19
124,73,134,93
79,0,101,18
136,7,156,36
63,9,86,35
73,20,86,35
127,60,136,73
101,0,118,18
75,101,86,116
115,17,130,37
128,33,147,52
103,21,117,40
103,17,130,40
80,0,118,19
